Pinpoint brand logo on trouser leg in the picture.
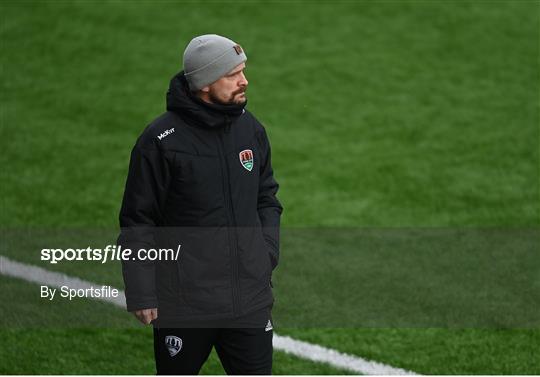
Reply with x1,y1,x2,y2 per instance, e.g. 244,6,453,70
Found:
165,335,182,357
265,319,273,332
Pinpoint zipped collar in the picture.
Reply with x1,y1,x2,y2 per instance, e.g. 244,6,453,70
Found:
166,71,246,129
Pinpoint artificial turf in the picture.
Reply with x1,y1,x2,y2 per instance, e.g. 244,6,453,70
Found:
1,0,538,374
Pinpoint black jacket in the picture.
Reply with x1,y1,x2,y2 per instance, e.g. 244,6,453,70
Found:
117,72,282,323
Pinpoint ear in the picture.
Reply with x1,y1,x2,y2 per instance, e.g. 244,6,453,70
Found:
199,86,210,93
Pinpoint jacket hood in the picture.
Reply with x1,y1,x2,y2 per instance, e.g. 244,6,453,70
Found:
166,71,246,129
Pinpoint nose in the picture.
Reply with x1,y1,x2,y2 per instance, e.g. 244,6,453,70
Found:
239,72,248,87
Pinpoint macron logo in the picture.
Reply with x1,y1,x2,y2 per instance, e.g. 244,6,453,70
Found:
157,128,175,140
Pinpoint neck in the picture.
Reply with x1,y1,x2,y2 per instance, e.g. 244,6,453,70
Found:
195,91,213,104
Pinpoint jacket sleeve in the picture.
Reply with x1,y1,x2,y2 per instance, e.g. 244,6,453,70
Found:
257,127,283,270
117,140,172,312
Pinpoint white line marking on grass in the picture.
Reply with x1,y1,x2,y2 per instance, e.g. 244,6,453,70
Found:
274,334,416,375
0,255,417,375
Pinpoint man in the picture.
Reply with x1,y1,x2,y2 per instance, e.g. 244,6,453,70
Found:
117,34,282,375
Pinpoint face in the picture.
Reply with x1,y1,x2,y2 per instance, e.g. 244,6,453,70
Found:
201,63,248,105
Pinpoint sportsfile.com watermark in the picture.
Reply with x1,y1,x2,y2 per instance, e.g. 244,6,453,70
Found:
40,245,181,264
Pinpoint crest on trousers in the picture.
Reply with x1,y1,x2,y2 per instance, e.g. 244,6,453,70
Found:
165,335,182,357
239,149,254,171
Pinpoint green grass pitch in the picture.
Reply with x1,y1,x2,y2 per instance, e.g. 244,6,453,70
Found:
1,0,538,374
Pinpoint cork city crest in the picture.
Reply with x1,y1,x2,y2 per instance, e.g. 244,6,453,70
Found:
239,149,254,171
165,335,182,357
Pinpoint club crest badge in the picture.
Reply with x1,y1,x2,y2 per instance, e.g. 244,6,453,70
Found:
239,149,254,171
165,335,182,357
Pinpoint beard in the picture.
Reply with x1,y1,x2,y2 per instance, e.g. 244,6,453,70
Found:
209,88,247,106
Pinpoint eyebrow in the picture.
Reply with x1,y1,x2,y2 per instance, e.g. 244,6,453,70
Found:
227,67,245,76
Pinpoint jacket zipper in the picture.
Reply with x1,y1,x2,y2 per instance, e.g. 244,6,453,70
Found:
216,129,241,316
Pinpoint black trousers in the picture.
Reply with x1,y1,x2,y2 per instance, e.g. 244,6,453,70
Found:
153,311,273,375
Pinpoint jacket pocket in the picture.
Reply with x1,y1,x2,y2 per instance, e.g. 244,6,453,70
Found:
237,227,272,283
175,227,233,314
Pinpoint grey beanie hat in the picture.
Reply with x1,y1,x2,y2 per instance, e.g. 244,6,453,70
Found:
183,34,247,91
